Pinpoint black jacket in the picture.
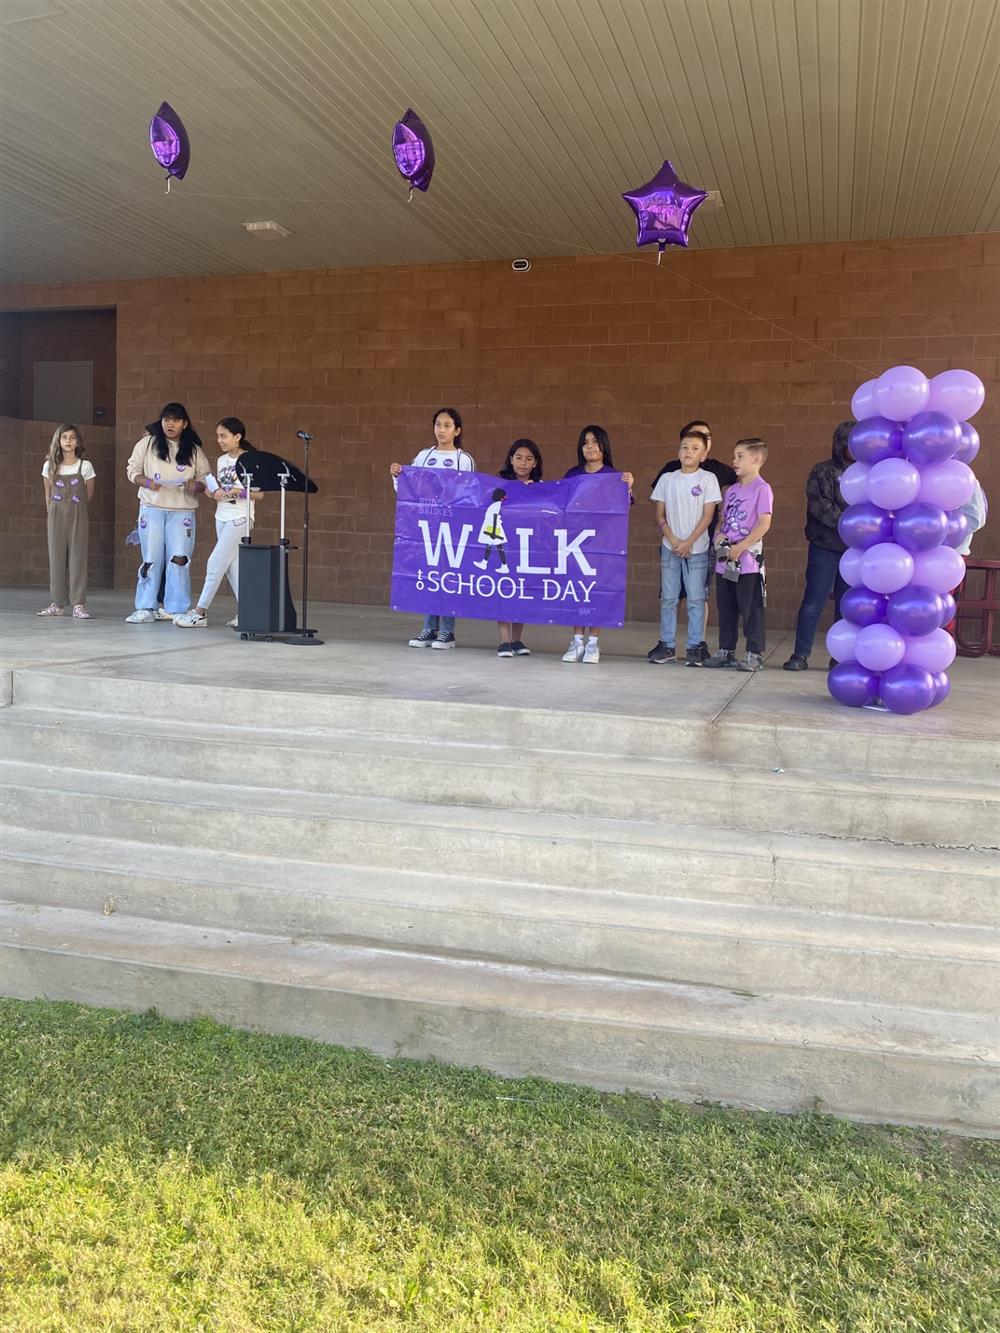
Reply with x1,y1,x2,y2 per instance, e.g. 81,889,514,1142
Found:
804,434,851,552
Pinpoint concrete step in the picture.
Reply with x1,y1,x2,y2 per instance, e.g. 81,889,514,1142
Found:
11,667,1000,784
4,901,997,1136
4,761,997,927
4,829,997,1013
7,707,998,849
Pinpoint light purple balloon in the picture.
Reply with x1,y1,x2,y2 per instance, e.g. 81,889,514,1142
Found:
840,461,871,506
911,544,966,595
917,459,976,511
954,421,980,466
855,622,906,672
860,542,915,595
826,618,859,663
926,369,985,421
840,547,865,586
866,457,921,511
874,365,930,423
929,671,952,707
903,627,957,674
851,380,878,422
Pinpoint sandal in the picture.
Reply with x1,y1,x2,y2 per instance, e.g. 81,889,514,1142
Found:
72,605,93,619
36,603,63,616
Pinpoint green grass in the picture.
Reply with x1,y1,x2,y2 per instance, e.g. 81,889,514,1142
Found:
1,1000,997,1332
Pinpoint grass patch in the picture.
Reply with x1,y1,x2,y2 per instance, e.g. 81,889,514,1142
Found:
1,998,998,1331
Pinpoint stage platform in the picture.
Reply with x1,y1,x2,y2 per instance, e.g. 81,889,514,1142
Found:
2,586,999,1135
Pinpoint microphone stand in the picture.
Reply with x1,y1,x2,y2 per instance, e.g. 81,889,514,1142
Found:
281,430,322,646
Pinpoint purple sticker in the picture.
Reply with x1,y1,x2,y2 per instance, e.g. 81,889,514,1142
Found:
70,477,79,486
182,515,193,528
691,484,703,497
71,495,80,503
153,473,161,481
139,516,147,529
51,493,63,501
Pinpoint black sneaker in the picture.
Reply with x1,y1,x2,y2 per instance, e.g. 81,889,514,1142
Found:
695,640,710,664
496,642,514,657
511,640,531,656
648,643,676,664
408,627,437,647
783,654,808,671
647,640,669,661
685,647,703,667
737,652,764,672
431,633,456,650
703,649,738,669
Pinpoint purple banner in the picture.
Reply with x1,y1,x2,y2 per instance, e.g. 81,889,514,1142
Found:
391,469,630,627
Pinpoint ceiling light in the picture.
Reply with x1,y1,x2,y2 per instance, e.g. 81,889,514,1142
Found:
242,221,291,239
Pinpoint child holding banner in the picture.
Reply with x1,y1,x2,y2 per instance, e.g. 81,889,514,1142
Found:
389,407,475,649
492,439,543,656
561,425,633,663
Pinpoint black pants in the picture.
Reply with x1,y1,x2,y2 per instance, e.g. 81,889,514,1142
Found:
716,572,765,654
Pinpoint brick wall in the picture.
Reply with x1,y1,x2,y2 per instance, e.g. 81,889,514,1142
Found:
1,234,997,630
0,416,117,591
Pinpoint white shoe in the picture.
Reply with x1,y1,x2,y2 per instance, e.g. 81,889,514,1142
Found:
226,617,239,629
174,610,207,628
561,639,585,663
582,640,600,664
497,565,510,574
152,607,173,621
125,609,155,623
473,559,488,570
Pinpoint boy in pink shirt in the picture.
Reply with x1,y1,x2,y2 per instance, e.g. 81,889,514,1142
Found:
703,439,773,672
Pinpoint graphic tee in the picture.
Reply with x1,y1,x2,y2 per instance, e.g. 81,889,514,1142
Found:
206,453,256,524
411,448,475,471
650,468,722,554
715,476,774,574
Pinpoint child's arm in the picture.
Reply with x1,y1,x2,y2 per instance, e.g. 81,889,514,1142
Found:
674,502,718,558
653,500,677,547
42,472,53,510
729,513,772,560
85,476,95,500
126,438,160,490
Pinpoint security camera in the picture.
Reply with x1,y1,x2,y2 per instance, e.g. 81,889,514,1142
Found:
511,259,531,272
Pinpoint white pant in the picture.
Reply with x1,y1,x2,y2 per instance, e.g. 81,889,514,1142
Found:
196,516,247,609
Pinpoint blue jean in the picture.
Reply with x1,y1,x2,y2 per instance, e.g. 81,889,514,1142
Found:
792,543,848,659
659,548,709,648
135,506,196,614
422,613,455,637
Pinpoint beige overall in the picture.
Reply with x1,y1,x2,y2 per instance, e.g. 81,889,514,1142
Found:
47,460,89,607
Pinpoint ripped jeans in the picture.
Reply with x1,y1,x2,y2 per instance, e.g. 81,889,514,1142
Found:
135,505,195,614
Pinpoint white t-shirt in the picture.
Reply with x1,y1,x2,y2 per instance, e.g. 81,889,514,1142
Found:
206,453,255,524
42,459,96,480
650,467,722,554
410,447,475,472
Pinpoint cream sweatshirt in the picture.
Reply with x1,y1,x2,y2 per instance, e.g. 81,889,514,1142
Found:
126,434,211,510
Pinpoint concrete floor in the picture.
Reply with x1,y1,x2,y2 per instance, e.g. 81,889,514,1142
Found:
2,585,997,746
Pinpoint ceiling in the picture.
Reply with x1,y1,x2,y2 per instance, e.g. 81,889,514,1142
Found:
2,0,999,286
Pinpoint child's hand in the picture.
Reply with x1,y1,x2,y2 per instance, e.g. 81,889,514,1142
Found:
143,477,161,491
621,471,634,488
183,479,199,495
674,539,693,558
728,542,745,560
389,463,403,478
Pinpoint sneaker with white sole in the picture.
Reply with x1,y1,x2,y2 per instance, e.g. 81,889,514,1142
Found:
152,607,173,621
703,649,738,669
174,610,207,628
408,627,437,647
431,633,456,650
125,609,156,624
496,642,514,658
582,640,600,664
561,639,585,663
648,643,676,665
511,640,531,656
227,617,239,629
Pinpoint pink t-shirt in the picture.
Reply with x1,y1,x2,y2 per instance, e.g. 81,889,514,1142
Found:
716,475,774,574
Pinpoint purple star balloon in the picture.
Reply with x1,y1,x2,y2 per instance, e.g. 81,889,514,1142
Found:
149,102,190,184
392,108,435,194
622,160,707,254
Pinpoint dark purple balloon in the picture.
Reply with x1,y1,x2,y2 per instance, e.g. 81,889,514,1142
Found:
149,102,190,181
848,416,903,466
885,585,945,638
839,502,894,550
954,421,980,466
938,593,956,628
879,664,936,715
943,510,971,549
840,585,888,627
622,160,707,252
891,502,948,553
929,671,952,707
901,411,962,466
827,661,880,708
392,109,435,193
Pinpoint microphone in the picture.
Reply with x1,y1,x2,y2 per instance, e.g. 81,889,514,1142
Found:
296,430,313,441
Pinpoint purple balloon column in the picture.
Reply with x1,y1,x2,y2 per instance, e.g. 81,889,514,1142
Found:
828,365,984,714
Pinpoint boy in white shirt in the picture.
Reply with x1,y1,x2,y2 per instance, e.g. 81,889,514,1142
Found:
649,432,722,665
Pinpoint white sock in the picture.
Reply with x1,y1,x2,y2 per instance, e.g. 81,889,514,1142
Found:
586,635,598,645
573,634,584,645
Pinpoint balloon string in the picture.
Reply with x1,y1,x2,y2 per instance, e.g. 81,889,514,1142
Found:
165,175,172,195
407,187,413,204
